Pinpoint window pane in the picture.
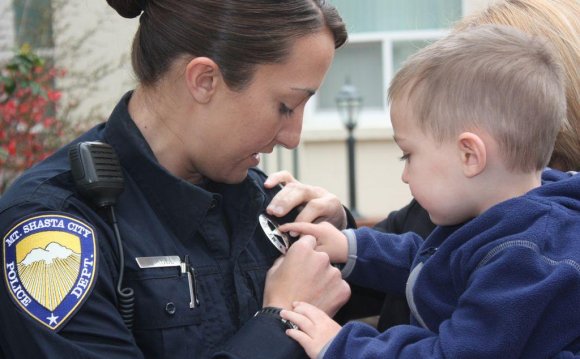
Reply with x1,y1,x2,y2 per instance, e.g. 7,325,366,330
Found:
332,0,461,32
318,42,384,110
12,0,54,48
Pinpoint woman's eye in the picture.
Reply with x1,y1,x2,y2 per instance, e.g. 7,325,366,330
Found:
279,103,294,116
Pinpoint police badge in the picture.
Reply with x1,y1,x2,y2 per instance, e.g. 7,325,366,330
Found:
2,213,97,331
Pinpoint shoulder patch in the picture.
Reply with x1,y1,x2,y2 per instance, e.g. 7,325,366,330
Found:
2,213,97,331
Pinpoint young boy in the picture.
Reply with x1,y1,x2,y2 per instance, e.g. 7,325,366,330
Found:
279,24,580,358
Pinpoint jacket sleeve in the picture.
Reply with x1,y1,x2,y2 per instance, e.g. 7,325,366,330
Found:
333,201,427,326
323,243,580,358
344,227,423,295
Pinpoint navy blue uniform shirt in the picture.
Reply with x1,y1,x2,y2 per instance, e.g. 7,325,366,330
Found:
0,92,306,358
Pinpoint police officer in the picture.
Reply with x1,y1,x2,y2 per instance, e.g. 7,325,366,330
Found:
0,0,351,357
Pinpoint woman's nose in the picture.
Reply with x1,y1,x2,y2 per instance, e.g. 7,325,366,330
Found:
276,113,303,150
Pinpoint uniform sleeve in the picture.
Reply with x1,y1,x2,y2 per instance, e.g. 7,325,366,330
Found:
0,203,144,359
323,244,580,358
214,314,307,359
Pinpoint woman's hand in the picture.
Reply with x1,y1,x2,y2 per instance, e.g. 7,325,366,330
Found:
263,235,351,316
264,171,348,229
280,301,342,359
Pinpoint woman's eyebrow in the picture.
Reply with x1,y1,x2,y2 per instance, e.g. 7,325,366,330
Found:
286,88,317,110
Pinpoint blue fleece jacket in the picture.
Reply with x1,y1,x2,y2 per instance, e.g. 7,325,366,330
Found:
327,170,580,358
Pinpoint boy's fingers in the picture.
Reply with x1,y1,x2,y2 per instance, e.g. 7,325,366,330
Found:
281,308,311,331
279,221,318,234
285,328,312,347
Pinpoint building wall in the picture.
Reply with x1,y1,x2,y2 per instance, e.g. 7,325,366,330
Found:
52,0,138,124
462,0,501,14
0,1,14,52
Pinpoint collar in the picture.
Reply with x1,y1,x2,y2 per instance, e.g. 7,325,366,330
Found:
102,91,263,241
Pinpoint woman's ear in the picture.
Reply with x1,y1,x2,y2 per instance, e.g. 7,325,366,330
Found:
184,57,220,104
457,132,487,178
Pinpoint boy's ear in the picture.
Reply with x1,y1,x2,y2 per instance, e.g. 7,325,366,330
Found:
184,57,220,104
457,132,487,178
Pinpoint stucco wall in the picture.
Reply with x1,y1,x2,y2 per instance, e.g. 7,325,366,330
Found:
52,0,138,124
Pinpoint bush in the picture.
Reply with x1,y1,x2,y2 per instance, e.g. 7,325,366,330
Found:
0,44,68,194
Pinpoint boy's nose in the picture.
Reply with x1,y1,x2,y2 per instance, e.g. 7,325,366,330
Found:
401,165,409,184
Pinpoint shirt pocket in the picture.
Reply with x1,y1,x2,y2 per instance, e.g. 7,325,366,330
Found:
125,268,204,358
126,268,202,330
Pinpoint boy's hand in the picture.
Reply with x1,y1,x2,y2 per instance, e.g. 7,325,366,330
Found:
279,221,349,264
281,302,342,359
264,171,348,230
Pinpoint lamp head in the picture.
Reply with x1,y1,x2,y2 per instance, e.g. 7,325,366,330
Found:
335,78,362,128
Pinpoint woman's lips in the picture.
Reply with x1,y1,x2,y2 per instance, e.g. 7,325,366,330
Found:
250,152,261,166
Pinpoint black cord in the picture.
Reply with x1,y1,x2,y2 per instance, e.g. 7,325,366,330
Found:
109,206,135,330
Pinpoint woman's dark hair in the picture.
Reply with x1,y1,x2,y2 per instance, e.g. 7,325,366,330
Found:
106,0,348,90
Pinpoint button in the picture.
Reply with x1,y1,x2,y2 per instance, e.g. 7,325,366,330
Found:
209,199,217,209
165,302,176,315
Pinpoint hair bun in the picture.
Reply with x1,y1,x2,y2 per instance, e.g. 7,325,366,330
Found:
106,0,143,19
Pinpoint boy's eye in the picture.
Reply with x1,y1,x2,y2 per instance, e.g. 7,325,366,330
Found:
279,103,294,116
399,153,410,162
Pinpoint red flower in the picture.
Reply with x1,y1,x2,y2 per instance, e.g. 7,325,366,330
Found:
47,90,61,102
0,46,72,193
7,140,17,156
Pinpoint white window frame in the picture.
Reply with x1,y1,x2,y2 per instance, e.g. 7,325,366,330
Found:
303,29,449,131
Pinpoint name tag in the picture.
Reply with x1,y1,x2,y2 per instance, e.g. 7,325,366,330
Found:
135,255,181,269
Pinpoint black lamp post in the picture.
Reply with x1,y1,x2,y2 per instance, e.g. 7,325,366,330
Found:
336,78,362,218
